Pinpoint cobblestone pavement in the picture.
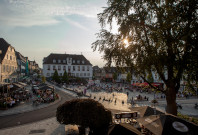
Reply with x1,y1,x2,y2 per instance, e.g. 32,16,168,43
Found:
0,83,197,135
70,84,198,117
0,117,65,135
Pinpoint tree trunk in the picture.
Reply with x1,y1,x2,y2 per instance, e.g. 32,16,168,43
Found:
165,86,177,115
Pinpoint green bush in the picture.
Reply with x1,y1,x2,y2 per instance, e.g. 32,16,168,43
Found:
56,99,112,135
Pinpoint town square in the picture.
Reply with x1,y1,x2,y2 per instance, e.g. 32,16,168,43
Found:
0,0,198,135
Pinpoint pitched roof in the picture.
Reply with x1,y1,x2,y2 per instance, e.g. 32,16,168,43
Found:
131,106,164,117
43,53,92,65
15,51,26,63
0,38,10,63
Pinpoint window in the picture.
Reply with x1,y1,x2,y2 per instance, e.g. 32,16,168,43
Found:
73,66,75,71
10,66,11,72
155,74,157,79
53,59,56,63
10,56,12,60
6,65,8,72
58,65,61,70
87,73,90,77
63,60,66,63
53,65,56,70
84,73,86,76
76,73,79,77
87,66,89,71
68,66,71,72
77,60,80,64
12,66,14,72
82,66,85,71
82,60,84,64
58,60,61,63
63,66,66,70
47,73,50,76
7,55,8,59
3,65,5,72
73,60,75,63
59,73,62,76
48,65,50,70
51,73,54,76
80,73,83,77
78,66,80,71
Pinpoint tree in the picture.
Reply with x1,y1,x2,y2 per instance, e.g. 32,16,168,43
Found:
41,76,46,83
126,72,132,84
52,70,61,84
62,70,69,83
147,72,154,83
37,74,40,79
113,72,118,82
92,0,198,115
56,99,112,135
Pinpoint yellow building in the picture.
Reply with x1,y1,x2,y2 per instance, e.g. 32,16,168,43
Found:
0,38,18,83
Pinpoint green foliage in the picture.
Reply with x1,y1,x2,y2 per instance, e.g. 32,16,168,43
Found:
52,70,61,84
92,0,198,115
126,72,132,83
147,73,154,83
113,72,117,81
62,70,69,83
41,76,46,83
56,99,112,134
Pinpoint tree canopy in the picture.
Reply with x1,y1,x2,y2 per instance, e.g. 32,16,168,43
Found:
92,0,198,115
52,70,61,84
126,72,132,83
56,99,112,135
62,70,69,83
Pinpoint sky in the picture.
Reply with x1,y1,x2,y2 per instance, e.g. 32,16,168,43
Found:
0,0,112,68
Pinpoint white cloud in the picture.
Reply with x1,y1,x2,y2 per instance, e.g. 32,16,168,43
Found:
0,0,106,27
64,18,91,31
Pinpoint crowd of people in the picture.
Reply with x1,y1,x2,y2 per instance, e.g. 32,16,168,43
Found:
0,83,32,109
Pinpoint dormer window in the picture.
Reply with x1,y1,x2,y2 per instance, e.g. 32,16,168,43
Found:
77,60,80,64
63,60,66,63
58,59,61,63
82,60,85,64
73,60,75,63
53,59,56,63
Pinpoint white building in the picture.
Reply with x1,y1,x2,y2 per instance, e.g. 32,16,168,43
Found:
43,53,93,80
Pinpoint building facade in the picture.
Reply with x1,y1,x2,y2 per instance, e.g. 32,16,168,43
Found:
0,38,18,83
15,51,26,80
43,53,93,79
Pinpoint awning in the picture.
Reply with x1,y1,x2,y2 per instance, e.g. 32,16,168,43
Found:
18,82,27,87
132,83,141,86
13,83,24,89
108,123,141,135
151,82,163,87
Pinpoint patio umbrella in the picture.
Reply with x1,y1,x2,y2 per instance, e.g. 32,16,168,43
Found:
131,106,164,117
132,83,141,86
137,114,198,135
108,123,141,135
139,82,149,87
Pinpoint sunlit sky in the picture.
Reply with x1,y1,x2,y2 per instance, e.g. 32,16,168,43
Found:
0,0,115,68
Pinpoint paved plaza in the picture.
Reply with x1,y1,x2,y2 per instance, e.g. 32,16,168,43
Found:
0,83,197,134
